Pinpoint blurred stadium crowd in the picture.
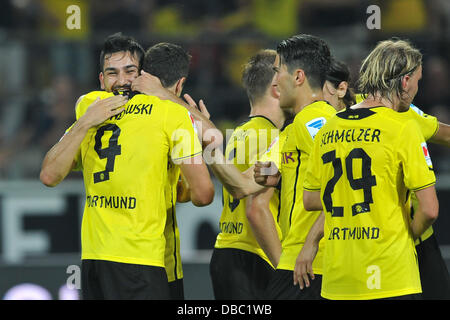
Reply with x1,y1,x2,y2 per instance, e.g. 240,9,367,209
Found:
0,0,449,179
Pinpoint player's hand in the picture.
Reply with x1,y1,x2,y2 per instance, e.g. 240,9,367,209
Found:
254,161,280,187
131,70,164,96
80,95,128,128
183,93,210,119
293,241,318,290
182,93,223,150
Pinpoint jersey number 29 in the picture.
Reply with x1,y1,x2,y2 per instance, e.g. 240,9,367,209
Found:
322,148,377,217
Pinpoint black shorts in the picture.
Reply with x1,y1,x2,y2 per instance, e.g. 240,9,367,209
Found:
416,234,450,299
81,259,170,300
209,248,275,300
168,278,185,300
265,269,323,300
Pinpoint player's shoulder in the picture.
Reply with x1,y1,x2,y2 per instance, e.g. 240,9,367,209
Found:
294,101,335,139
75,90,115,115
295,101,335,125
246,115,277,130
408,104,436,121
81,90,114,102
131,93,190,117
374,107,423,136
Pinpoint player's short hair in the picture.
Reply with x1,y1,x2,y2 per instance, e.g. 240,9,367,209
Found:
99,33,145,71
326,57,356,107
242,49,277,105
358,38,422,102
142,43,191,88
276,34,331,90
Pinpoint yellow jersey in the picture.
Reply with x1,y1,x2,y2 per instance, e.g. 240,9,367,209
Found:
277,101,336,273
73,91,202,267
257,122,291,236
355,94,438,244
304,106,436,300
214,116,281,266
164,163,183,282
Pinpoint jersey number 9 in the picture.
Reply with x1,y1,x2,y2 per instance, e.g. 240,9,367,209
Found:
93,124,122,183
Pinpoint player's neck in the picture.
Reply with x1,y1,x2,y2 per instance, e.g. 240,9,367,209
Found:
353,93,404,111
250,97,285,129
293,87,324,114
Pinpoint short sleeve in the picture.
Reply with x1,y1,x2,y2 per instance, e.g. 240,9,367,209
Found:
397,120,436,191
167,107,203,164
303,133,322,192
409,104,439,141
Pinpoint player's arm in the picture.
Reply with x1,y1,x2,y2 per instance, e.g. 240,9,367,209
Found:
429,121,450,147
400,119,439,239
208,155,266,199
303,190,322,211
294,211,324,289
410,185,439,240
246,187,282,267
176,172,191,203
179,155,214,207
40,95,127,187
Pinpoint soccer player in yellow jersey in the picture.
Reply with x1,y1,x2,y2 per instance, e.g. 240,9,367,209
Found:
353,94,450,299
302,39,439,299
40,34,214,299
177,34,334,300
297,63,450,299
138,42,193,300
253,34,337,300
209,49,285,299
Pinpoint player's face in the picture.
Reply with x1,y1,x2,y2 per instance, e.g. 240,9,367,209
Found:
399,64,422,111
99,51,140,92
273,54,296,109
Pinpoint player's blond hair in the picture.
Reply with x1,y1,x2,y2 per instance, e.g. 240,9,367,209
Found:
358,39,422,102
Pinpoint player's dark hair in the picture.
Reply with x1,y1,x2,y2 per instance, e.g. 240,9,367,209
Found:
242,49,277,105
142,43,191,88
99,32,145,71
277,34,331,89
326,58,356,107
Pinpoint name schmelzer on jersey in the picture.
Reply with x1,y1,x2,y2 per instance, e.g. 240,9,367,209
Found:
86,194,137,210
320,127,381,147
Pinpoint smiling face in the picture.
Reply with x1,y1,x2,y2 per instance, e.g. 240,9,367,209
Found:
99,51,140,92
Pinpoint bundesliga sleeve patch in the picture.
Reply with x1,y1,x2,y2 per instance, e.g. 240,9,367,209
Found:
305,117,326,139
421,142,433,167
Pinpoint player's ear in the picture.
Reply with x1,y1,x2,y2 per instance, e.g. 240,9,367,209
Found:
99,72,105,90
270,83,280,99
294,69,305,86
401,74,410,90
175,77,186,96
337,81,348,99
